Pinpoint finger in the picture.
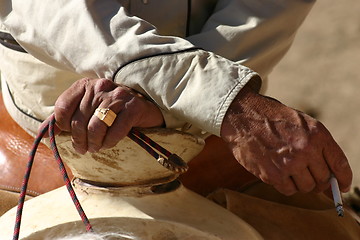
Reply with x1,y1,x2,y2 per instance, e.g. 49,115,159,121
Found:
291,168,316,193
273,177,297,196
70,85,98,154
323,140,352,192
70,78,119,153
87,103,116,152
307,153,332,192
102,103,136,149
87,115,108,152
54,78,88,131
257,158,298,196
87,86,135,151
70,112,88,154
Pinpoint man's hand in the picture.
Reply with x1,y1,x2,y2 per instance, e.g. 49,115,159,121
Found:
39,78,164,154
221,85,352,195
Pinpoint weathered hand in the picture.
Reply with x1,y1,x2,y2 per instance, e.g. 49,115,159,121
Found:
221,85,352,195
40,78,164,154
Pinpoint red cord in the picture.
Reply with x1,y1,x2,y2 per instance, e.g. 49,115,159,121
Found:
13,115,93,240
48,116,94,232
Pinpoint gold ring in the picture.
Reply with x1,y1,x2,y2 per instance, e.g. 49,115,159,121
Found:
93,108,117,127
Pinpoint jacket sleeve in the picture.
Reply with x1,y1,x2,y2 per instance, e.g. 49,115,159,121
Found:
0,0,260,136
186,0,316,77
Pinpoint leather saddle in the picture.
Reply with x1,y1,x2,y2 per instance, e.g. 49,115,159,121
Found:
0,94,71,196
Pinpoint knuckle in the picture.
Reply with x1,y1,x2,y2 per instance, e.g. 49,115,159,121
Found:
76,77,92,89
259,175,272,185
94,78,113,91
333,158,351,173
306,117,323,131
130,95,143,105
79,77,91,85
125,98,141,115
111,87,129,100
54,103,66,115
87,123,99,135
259,171,282,186
308,121,329,140
289,134,311,153
71,119,86,132
279,157,303,174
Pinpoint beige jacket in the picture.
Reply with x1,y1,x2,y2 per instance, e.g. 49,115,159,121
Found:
0,0,315,136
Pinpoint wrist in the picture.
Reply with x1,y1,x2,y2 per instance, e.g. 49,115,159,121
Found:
220,85,259,142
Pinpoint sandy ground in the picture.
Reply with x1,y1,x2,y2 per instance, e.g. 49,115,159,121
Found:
266,0,360,187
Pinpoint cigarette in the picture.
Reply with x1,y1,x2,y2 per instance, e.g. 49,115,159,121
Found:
330,174,344,217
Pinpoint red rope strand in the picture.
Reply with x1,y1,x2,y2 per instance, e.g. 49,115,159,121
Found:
13,121,49,240
48,115,94,232
13,116,93,240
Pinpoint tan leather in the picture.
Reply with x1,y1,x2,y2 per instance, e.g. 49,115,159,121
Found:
0,189,32,216
180,135,258,196
182,136,360,239
0,94,71,197
209,182,360,240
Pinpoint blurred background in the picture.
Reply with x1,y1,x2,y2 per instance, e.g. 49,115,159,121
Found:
267,0,360,187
